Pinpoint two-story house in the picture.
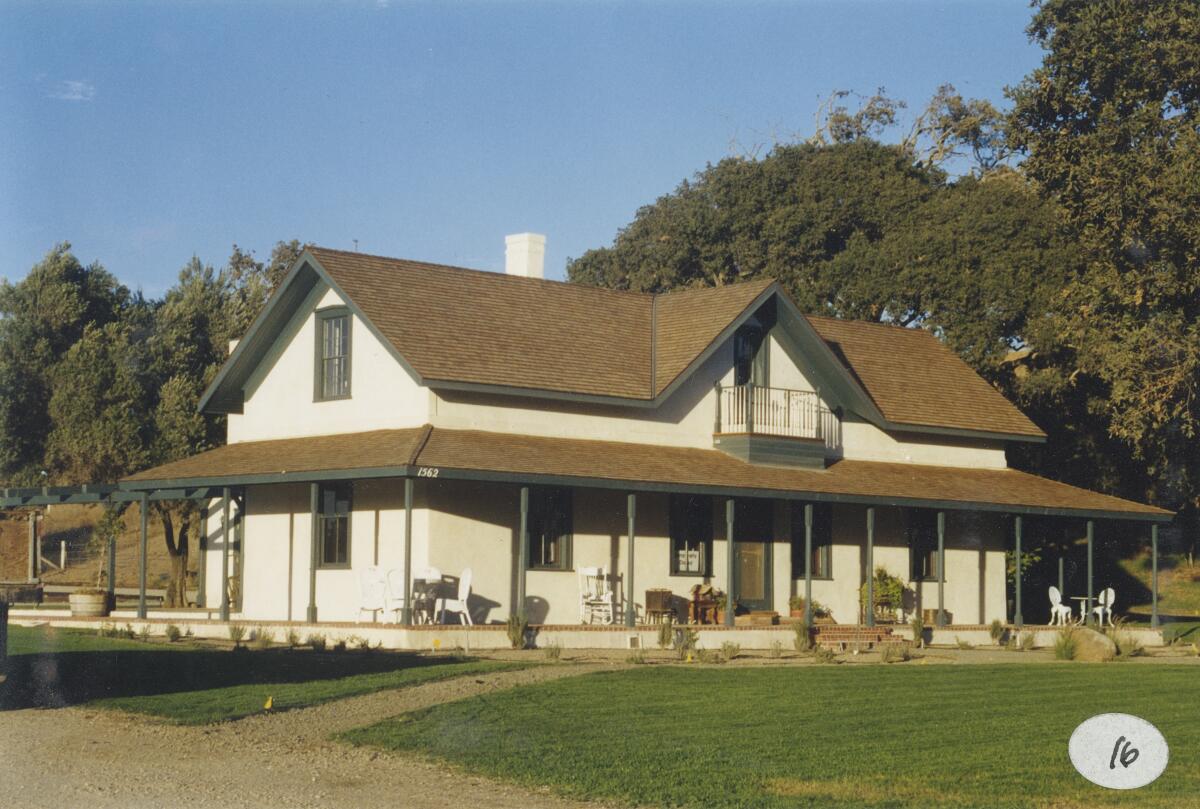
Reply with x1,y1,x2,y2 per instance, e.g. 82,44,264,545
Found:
121,234,1171,645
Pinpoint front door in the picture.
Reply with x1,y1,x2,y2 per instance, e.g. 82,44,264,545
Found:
733,498,773,612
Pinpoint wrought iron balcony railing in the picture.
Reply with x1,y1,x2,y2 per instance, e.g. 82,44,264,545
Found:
714,383,834,441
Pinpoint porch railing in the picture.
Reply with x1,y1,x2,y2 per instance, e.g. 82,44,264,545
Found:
714,383,832,441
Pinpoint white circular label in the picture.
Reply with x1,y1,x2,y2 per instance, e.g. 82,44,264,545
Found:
1068,713,1168,790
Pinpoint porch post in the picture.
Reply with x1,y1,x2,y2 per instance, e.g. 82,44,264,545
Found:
137,491,148,619
1013,515,1023,629
402,477,413,624
803,503,813,627
936,511,946,627
516,486,529,617
725,498,735,627
625,493,636,627
1151,523,1159,629
1086,519,1094,626
865,507,875,627
306,483,318,623
233,491,244,612
196,502,208,607
107,509,117,602
27,513,36,581
221,487,232,622
1058,555,1064,598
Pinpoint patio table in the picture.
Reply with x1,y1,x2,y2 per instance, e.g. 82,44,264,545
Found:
1069,596,1092,624
411,578,443,625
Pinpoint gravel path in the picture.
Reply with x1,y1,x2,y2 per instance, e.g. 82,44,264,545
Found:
0,663,618,809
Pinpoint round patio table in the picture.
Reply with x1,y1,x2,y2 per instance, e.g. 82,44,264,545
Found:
411,578,442,625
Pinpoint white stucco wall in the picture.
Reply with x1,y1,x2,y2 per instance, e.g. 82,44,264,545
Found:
838,415,1008,468
227,284,429,444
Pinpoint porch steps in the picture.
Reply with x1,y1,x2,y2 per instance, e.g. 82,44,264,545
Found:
811,624,910,652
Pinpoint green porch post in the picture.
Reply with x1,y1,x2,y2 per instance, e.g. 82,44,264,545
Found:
1086,520,1094,626
1151,523,1159,629
221,487,232,622
27,513,36,581
306,483,318,623
137,491,148,619
803,503,813,627
106,511,117,603
402,477,413,624
725,498,735,627
1058,555,1064,598
1013,515,1023,629
516,486,529,618
626,493,636,627
936,511,946,627
233,491,244,612
865,506,875,628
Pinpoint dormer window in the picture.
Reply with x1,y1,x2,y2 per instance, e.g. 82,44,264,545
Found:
315,308,351,401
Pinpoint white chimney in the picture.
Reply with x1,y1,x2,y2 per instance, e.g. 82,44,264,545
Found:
505,233,546,279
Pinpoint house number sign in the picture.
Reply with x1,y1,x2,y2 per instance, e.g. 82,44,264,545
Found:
1068,713,1168,789
416,467,440,478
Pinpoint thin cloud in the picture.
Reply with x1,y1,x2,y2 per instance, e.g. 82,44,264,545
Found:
48,80,95,102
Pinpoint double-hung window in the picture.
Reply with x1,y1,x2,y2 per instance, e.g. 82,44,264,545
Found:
315,308,351,400
791,502,832,579
528,487,573,570
907,510,941,582
317,482,352,568
670,494,712,576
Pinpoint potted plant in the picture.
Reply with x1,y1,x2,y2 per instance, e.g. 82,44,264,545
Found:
788,596,833,623
69,506,123,618
859,567,906,624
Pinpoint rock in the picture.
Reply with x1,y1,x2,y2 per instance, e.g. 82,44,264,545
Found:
1073,627,1117,662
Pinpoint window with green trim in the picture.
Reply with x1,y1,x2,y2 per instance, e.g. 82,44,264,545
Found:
528,487,572,570
907,510,941,582
318,482,352,568
315,309,351,400
670,494,711,576
791,502,832,579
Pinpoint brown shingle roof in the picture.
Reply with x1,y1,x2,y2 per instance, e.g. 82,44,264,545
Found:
804,315,1045,438
122,427,1167,520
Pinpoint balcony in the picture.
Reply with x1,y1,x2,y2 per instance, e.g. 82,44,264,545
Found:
713,384,836,469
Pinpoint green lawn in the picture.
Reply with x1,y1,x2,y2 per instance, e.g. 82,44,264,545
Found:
345,664,1200,809
2,625,526,724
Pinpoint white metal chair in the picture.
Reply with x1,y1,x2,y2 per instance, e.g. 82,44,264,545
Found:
384,568,407,623
357,566,387,622
1048,586,1072,626
578,566,614,625
439,567,474,625
1092,587,1116,627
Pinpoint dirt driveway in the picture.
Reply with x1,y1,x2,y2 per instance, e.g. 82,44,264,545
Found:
0,663,615,809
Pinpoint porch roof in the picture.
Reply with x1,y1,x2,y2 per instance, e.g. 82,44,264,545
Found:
120,426,1171,522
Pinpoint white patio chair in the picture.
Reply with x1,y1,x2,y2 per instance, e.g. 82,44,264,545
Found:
1048,586,1072,626
357,566,387,622
439,567,474,625
1092,587,1116,627
384,568,407,623
578,566,614,625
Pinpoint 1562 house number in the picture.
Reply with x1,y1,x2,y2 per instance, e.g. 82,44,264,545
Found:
417,467,440,478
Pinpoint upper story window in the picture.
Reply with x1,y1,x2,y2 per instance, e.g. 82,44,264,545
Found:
315,308,351,401
670,494,712,576
528,487,573,570
734,323,767,386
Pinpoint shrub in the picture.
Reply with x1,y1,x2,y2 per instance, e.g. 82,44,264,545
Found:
793,622,813,653
768,640,784,659
1054,627,1078,660
880,644,913,663
285,629,301,647
673,626,699,660
164,624,183,643
812,645,838,664
695,648,717,664
543,641,562,661
122,623,136,640
1019,631,1036,651
955,636,974,650
332,640,347,653
656,617,675,650
859,567,906,622
355,635,373,651
306,633,327,651
136,624,152,642
1108,620,1144,658
719,641,741,662
626,649,647,664
989,619,1006,645
506,613,529,650
227,623,247,646
909,613,925,648
254,627,275,650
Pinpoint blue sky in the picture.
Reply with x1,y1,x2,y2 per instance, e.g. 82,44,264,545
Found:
1,1,1043,296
